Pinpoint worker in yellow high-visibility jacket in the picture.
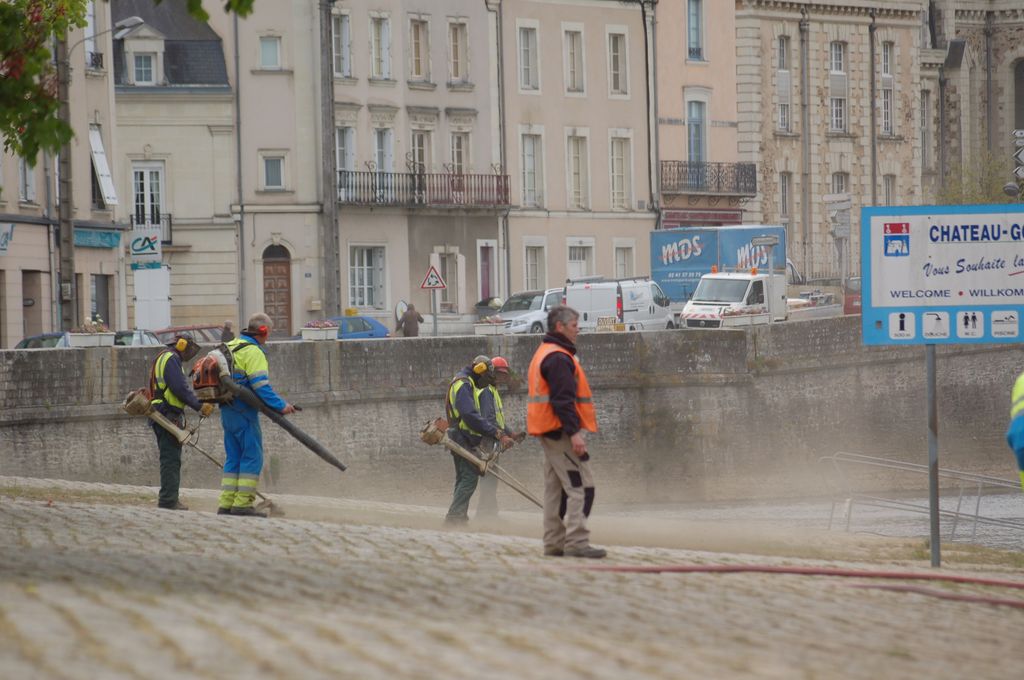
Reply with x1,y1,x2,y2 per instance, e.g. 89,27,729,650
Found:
1006,370,1024,491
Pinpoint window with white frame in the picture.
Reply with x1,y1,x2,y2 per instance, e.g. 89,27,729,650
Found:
336,127,355,199
371,16,392,79
449,20,468,82
438,251,459,308
777,35,791,131
521,133,542,207
259,36,281,69
779,172,791,219
831,171,848,195
567,135,588,209
567,243,594,279
525,244,545,290
134,53,155,84
374,128,394,172
688,0,703,60
84,1,97,68
18,157,35,203
519,26,539,90
409,18,429,80
883,174,896,205
411,130,431,172
611,136,631,210
350,246,386,309
564,29,584,93
881,41,894,135
921,90,932,169
687,100,706,163
450,132,468,174
829,42,847,132
262,154,284,189
332,14,352,77
132,161,164,226
608,32,627,95
614,246,634,278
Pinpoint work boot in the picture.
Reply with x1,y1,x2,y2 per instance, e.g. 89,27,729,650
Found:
563,545,607,559
217,507,232,515
543,547,564,557
158,501,189,511
230,506,268,518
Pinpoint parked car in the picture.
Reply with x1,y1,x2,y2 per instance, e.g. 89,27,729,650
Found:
15,329,161,348
565,277,675,331
15,332,66,349
115,329,162,346
843,276,862,315
154,324,225,344
325,315,391,339
493,288,563,334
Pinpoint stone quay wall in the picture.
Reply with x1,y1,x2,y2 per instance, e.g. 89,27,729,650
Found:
0,316,1018,507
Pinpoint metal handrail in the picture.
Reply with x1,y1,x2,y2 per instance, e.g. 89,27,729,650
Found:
818,451,1023,542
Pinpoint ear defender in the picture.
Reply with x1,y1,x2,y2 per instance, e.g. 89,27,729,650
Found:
473,361,488,375
258,325,269,335
175,337,189,352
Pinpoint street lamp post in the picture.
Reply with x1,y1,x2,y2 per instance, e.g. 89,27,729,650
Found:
55,16,143,331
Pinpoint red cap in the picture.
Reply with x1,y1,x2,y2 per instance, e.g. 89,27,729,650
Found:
492,356,510,373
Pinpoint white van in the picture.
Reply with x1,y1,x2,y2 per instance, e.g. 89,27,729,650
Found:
564,277,675,331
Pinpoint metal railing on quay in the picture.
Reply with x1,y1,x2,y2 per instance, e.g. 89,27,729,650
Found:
818,451,1024,542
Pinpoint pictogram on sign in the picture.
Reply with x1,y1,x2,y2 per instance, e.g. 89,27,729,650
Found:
420,265,447,290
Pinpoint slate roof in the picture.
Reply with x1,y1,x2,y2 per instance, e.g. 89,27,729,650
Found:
111,0,229,87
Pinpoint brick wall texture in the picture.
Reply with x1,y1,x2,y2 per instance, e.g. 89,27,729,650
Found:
0,317,1019,506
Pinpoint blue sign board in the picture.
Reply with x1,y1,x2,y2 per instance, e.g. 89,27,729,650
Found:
74,228,121,249
861,204,1024,345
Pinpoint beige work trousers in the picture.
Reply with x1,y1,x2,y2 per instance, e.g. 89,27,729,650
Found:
540,435,596,551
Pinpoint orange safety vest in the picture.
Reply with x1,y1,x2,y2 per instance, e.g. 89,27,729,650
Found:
527,343,597,435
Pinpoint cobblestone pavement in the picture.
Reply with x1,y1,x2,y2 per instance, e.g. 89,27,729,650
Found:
1,477,1022,680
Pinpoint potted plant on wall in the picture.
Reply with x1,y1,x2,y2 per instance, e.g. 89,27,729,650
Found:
68,317,115,347
300,319,339,341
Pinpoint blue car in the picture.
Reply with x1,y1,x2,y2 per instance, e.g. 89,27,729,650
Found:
327,315,391,340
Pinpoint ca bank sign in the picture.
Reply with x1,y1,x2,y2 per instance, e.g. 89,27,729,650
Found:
129,228,162,269
861,204,1024,345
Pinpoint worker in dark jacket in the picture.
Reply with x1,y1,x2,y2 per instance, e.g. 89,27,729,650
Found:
444,355,514,523
149,334,213,510
527,306,605,558
475,356,524,518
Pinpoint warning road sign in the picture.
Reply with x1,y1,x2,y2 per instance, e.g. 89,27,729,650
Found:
420,265,447,290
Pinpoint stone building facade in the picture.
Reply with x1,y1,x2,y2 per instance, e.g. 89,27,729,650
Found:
736,0,925,281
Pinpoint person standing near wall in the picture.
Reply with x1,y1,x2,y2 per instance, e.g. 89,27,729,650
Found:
474,356,525,519
444,355,514,523
527,306,605,558
1007,369,1024,490
397,304,424,337
219,313,296,517
149,334,213,510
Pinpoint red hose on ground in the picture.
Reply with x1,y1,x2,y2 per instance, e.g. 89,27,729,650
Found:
560,563,1024,608
568,563,1024,590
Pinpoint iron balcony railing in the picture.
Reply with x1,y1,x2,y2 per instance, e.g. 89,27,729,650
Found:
338,170,510,208
131,212,172,244
87,51,104,70
661,161,758,197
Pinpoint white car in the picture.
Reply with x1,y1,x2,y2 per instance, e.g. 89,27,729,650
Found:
495,288,563,334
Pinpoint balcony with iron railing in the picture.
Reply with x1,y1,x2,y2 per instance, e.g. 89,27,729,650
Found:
338,165,510,208
661,161,758,197
131,212,172,244
87,51,104,70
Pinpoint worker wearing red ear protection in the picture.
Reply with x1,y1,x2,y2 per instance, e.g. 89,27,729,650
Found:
444,354,515,523
219,312,296,517
475,356,526,519
149,333,213,510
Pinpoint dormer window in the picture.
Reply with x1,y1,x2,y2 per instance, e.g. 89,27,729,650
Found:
120,22,166,86
134,53,155,84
